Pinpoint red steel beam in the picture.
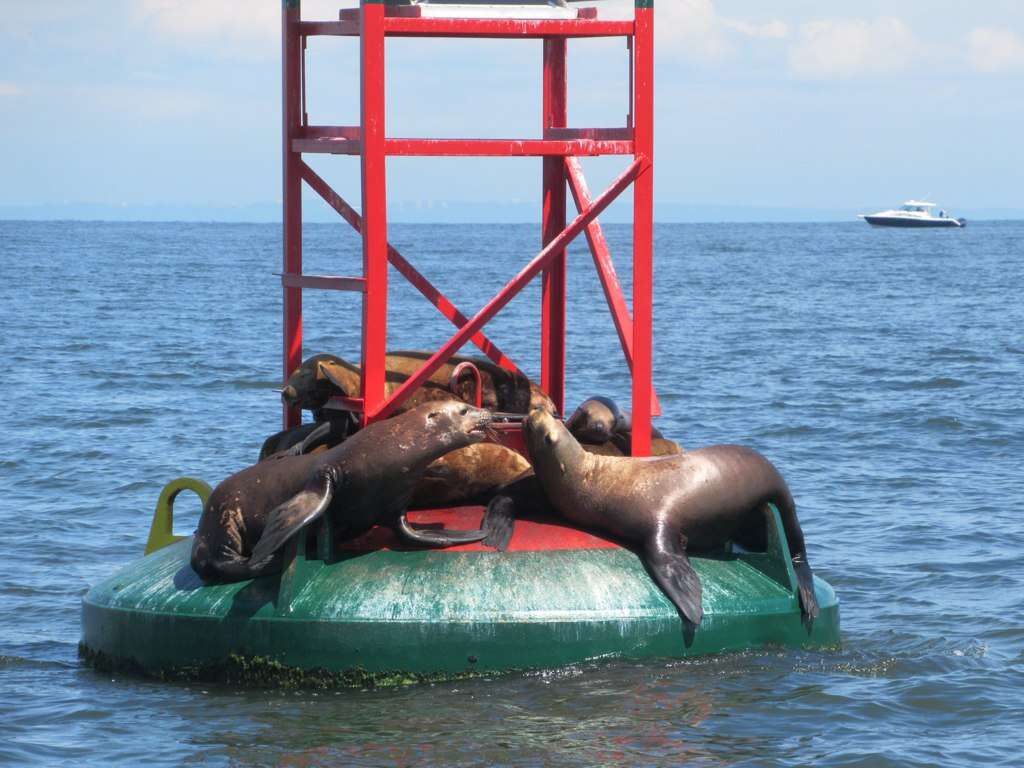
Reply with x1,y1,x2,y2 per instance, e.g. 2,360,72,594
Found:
371,158,645,421
631,4,655,457
545,127,634,142
382,17,634,39
292,137,634,157
297,20,359,37
302,16,631,40
360,1,389,423
280,273,367,292
282,0,303,430
298,161,522,374
564,156,661,416
541,37,568,415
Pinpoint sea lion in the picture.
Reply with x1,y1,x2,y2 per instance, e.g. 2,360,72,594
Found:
258,413,359,461
565,396,671,455
477,438,679,551
519,409,820,625
281,351,554,416
578,438,681,458
411,443,531,509
191,402,497,583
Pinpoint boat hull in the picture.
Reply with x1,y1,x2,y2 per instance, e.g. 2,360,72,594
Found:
862,215,965,228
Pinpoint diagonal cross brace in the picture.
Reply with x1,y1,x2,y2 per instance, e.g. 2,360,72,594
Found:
373,157,647,421
298,160,522,376
565,157,662,416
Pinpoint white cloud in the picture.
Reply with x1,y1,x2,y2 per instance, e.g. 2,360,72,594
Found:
968,27,1024,73
721,19,789,40
788,17,918,79
0,82,23,97
601,0,787,63
133,0,356,59
135,0,278,57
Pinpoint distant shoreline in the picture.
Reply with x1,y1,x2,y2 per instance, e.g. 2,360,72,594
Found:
2,216,1022,225
3,202,1021,226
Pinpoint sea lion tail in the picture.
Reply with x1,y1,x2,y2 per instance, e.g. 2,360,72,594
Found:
250,471,336,564
644,529,704,625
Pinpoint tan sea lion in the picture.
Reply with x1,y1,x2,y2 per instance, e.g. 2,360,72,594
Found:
280,351,554,416
517,409,820,625
411,443,532,509
191,402,497,583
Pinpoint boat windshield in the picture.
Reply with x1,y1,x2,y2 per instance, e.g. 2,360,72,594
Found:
900,204,931,213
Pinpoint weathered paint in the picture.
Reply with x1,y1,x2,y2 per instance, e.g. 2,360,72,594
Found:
282,0,303,429
82,507,840,680
359,0,389,425
541,37,568,415
631,2,654,456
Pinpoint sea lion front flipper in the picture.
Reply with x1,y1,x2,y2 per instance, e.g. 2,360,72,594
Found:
286,421,332,457
395,515,488,547
250,470,336,564
643,529,704,625
792,552,820,620
481,495,516,552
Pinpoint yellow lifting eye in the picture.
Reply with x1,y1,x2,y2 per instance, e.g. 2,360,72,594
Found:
144,477,213,555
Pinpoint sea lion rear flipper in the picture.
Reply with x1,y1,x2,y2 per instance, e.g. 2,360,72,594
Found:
395,515,488,547
481,495,516,552
250,471,336,564
208,549,283,583
773,499,821,620
792,552,820,620
644,530,704,625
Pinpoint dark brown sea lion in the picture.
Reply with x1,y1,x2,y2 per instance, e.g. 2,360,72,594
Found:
519,409,819,625
565,396,670,455
280,351,554,416
191,402,497,583
258,413,359,461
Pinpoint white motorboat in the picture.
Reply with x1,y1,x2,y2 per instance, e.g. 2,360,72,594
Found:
859,201,966,228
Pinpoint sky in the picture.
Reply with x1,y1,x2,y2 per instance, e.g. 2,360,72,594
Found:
1,0,1023,221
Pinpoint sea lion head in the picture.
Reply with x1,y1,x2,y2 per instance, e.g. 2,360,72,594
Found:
415,400,496,451
280,354,356,411
524,407,578,477
565,396,622,444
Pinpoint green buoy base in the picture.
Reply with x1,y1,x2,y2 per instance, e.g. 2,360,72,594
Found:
81,506,840,685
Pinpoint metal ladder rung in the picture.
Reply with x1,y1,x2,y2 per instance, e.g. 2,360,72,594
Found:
280,273,367,292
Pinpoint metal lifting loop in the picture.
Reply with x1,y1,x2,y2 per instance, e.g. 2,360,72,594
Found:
449,362,484,408
144,477,213,555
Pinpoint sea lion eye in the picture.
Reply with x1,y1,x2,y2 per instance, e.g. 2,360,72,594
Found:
428,411,439,420
459,406,469,416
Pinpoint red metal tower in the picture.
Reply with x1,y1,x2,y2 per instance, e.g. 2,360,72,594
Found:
281,0,657,455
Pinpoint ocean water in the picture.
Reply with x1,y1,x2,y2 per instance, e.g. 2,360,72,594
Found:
1,219,1022,766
